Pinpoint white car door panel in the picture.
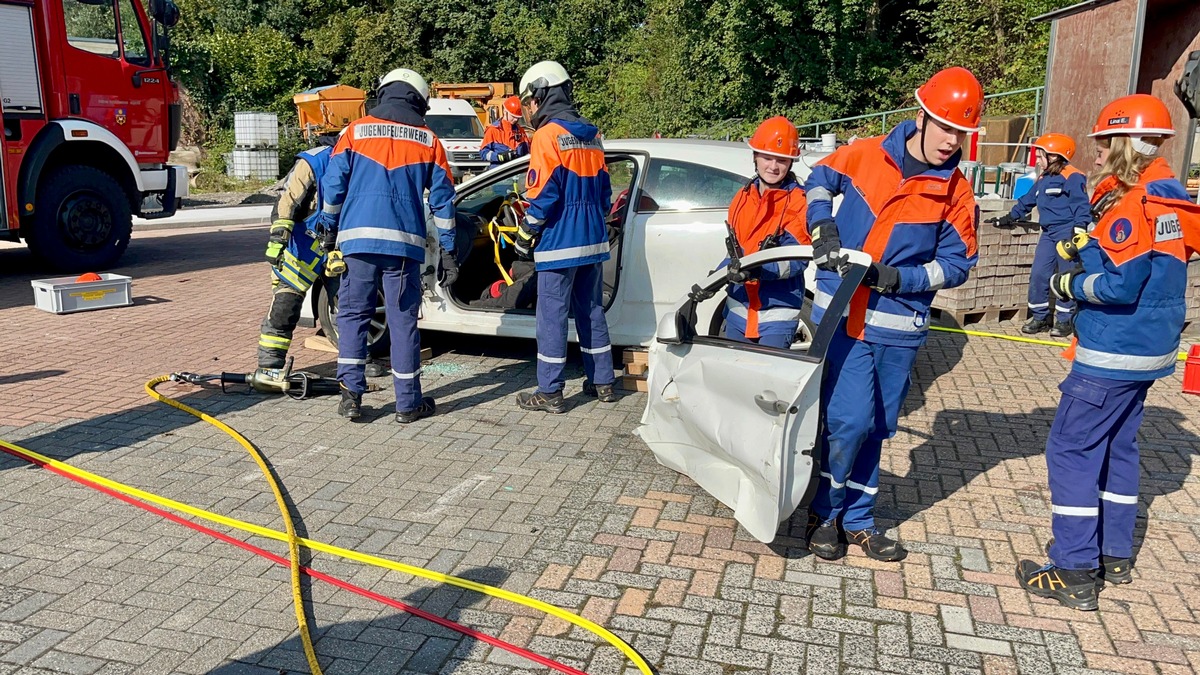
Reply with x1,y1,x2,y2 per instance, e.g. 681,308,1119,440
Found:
638,246,870,542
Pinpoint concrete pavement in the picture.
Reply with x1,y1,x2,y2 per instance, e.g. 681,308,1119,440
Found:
1,223,1200,674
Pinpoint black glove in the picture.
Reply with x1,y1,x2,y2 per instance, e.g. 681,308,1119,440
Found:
437,248,459,287
993,214,1015,228
1050,268,1081,301
725,264,755,285
810,218,844,272
496,150,514,163
513,225,537,261
862,262,900,293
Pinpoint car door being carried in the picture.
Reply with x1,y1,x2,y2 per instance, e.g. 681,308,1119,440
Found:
636,246,870,543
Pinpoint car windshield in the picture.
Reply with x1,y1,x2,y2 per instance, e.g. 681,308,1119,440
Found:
426,114,484,140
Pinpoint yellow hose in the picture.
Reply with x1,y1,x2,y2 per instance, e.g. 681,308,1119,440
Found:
145,376,324,675
929,325,1190,360
7,377,654,675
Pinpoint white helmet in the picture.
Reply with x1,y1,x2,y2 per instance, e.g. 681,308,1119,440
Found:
519,61,571,102
379,68,429,101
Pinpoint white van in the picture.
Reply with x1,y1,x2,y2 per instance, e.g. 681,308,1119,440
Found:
425,98,489,181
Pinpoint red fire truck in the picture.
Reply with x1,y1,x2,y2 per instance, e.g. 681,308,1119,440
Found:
0,0,185,271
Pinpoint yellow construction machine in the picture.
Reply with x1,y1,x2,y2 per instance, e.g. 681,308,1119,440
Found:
293,84,367,139
430,82,515,127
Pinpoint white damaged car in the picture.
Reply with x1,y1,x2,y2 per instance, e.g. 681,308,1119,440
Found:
300,139,831,350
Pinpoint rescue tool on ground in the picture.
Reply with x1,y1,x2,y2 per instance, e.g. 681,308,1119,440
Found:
169,358,347,399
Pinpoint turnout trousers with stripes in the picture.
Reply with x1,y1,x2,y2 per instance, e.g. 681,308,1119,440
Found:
810,327,919,531
337,253,423,411
1047,372,1150,570
1028,227,1076,322
535,263,614,394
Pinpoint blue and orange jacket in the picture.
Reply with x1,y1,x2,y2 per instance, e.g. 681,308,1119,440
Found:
804,120,979,346
1070,160,1197,381
479,119,530,169
718,176,811,339
321,116,457,261
523,119,612,271
1009,165,1091,237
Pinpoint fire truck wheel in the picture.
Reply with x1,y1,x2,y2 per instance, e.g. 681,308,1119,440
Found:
28,166,132,272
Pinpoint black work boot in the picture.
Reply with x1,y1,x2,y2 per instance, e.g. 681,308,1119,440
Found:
846,528,908,562
1021,317,1052,334
396,397,436,424
1050,320,1074,338
516,389,568,414
805,515,844,560
365,360,389,378
582,381,619,403
1100,556,1133,585
1016,560,1099,611
338,386,362,420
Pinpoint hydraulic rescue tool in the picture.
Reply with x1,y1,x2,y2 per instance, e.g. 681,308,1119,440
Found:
170,357,345,399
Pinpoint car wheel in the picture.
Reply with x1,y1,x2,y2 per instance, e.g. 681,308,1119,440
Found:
317,279,391,357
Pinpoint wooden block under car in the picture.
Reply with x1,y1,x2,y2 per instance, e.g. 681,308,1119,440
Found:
620,375,649,392
625,361,649,376
622,348,649,366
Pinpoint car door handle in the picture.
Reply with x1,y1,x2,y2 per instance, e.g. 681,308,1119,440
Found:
754,394,796,415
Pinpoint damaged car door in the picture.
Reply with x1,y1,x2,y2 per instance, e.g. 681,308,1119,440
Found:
636,246,870,542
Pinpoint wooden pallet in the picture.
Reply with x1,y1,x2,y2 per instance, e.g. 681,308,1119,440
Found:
930,304,1030,328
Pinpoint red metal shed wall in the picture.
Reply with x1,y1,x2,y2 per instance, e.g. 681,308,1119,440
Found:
1043,0,1139,170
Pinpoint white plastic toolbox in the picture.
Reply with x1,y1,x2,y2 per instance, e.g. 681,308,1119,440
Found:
31,273,133,314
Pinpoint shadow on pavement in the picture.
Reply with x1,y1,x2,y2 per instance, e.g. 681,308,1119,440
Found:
207,566,515,674
772,328,970,553
0,369,68,386
0,226,265,311
877,404,1196,566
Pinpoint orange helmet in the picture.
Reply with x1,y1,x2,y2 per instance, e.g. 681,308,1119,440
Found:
747,116,800,160
1032,132,1075,161
1089,94,1175,138
915,67,985,132
503,96,523,116
75,272,102,282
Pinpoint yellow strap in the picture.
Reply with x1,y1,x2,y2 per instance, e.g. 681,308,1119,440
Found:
929,325,1189,359
487,219,517,286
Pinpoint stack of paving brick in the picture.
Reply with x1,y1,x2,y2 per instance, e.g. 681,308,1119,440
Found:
932,202,1039,324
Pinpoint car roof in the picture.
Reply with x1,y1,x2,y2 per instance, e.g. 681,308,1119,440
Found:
427,98,478,115
603,138,831,180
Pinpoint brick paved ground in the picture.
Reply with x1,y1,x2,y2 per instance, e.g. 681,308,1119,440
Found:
2,225,1200,674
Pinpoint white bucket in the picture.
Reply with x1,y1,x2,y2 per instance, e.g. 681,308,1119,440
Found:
820,133,836,152
234,112,279,149
228,148,279,180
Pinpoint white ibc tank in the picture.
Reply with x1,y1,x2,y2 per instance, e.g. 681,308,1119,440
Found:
228,149,279,180
234,112,279,148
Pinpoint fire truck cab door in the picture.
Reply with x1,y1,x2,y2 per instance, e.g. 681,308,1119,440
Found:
59,0,167,159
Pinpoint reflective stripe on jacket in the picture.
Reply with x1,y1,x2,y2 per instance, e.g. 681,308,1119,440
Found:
804,120,979,346
523,119,612,271
321,117,457,261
